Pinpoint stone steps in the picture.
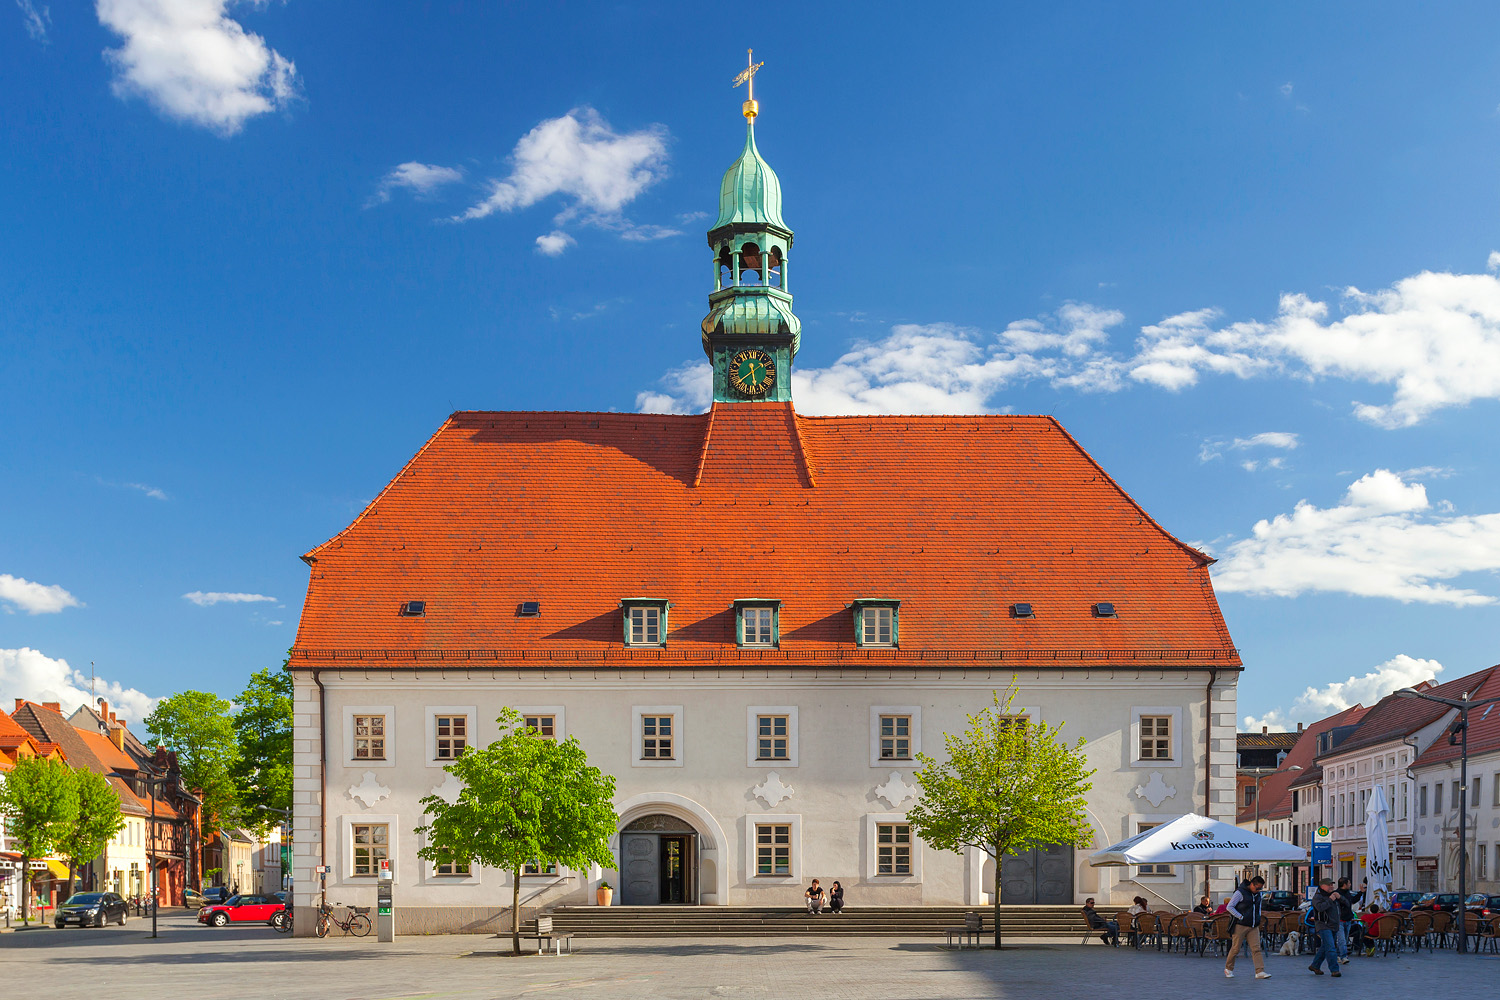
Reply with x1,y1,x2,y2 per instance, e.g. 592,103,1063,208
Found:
541,905,1090,938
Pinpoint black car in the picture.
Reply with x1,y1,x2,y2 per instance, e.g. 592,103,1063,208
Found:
54,892,129,928
1465,893,1500,915
200,886,231,906
1414,892,1463,912
1259,890,1300,911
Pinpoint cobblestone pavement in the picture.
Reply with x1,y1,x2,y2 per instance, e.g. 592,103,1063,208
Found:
3,911,1496,1000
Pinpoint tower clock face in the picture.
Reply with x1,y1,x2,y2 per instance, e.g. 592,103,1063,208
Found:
728,349,776,396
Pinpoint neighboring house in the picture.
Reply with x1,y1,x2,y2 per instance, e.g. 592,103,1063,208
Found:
1313,667,1496,891
287,100,1247,934
1409,666,1500,894
1237,704,1369,893
70,724,152,899
1235,727,1299,827
1,706,70,914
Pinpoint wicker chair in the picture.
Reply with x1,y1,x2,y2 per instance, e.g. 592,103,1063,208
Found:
1462,912,1496,953
1365,913,1402,956
1131,911,1161,950
1205,913,1235,956
1430,909,1455,948
1402,910,1432,953
1180,912,1209,956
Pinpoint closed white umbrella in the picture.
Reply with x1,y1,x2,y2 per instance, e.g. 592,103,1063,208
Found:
1364,784,1391,911
1089,813,1306,867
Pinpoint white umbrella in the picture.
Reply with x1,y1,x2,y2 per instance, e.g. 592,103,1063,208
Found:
1089,813,1306,867
1364,784,1391,911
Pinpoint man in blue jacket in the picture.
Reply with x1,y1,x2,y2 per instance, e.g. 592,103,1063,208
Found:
1308,877,1344,977
1224,874,1271,979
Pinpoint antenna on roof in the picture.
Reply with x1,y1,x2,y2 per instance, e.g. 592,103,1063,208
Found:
90,661,95,701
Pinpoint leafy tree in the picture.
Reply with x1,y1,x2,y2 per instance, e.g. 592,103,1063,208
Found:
906,683,1095,949
416,708,618,954
230,664,293,829
0,756,78,921
144,690,239,824
58,769,124,898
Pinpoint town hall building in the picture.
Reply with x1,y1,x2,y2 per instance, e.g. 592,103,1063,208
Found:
288,80,1244,933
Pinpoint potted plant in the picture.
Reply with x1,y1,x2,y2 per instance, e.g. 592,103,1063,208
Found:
596,880,613,906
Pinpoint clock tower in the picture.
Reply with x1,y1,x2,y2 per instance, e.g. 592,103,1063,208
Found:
701,53,800,403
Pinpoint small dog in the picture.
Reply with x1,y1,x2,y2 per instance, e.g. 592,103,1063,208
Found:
1277,930,1301,956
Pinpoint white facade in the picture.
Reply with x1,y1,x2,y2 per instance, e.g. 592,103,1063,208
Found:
1410,746,1500,894
292,665,1239,932
93,814,150,899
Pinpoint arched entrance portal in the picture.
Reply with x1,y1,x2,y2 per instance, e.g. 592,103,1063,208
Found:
619,814,699,905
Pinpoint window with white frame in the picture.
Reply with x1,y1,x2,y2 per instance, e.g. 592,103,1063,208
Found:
354,715,386,760
352,823,388,877
434,715,466,759
621,600,668,646
344,706,396,767
756,715,789,760
633,706,683,768
747,706,798,766
1139,716,1171,760
435,860,471,876
868,706,923,767
642,715,674,759
524,714,556,738
737,603,778,647
755,824,791,876
880,715,911,760
877,823,912,875
859,606,894,646
1131,708,1181,766
522,861,559,875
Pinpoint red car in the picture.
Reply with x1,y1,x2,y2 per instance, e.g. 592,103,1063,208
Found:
198,893,285,927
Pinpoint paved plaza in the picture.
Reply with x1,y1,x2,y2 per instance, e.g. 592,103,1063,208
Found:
2,910,1496,1000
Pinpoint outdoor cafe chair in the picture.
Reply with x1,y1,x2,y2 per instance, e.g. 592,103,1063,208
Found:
1429,909,1454,948
1462,912,1497,954
1366,913,1402,956
1160,912,1190,953
1180,912,1208,956
1402,910,1432,953
1205,913,1234,956
1130,911,1160,950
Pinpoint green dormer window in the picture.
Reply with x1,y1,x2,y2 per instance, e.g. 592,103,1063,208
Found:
851,599,900,648
735,599,781,648
620,599,670,648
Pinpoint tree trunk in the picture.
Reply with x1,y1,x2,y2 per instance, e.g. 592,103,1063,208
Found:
20,856,30,922
511,866,522,955
992,848,1003,950
66,860,76,901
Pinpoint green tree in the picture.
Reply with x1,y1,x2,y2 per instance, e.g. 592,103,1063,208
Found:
416,708,618,954
58,769,125,898
144,690,239,824
905,683,1095,949
0,756,78,921
231,664,293,829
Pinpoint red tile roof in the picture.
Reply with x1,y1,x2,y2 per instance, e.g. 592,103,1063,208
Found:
1410,665,1500,770
1237,704,1370,823
1238,732,1301,750
1332,666,1497,758
291,405,1241,668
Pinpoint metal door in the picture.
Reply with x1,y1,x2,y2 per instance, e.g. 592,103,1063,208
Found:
621,834,659,905
1001,843,1074,904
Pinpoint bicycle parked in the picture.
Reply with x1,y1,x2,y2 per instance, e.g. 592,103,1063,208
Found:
315,901,371,938
270,908,293,934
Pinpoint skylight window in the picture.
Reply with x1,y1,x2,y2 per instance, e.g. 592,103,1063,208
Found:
1092,602,1117,618
1010,603,1034,619
517,601,542,617
400,601,426,617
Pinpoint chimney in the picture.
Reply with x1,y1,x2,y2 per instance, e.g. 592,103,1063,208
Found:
108,720,127,752
1297,722,1304,732
1262,725,1268,734
43,701,60,713
14,698,24,712
98,700,109,724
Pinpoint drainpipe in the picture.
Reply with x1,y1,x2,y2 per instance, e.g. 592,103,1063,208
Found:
1204,667,1218,902
313,669,328,917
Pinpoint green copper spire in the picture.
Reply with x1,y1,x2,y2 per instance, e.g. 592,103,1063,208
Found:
701,51,800,405
713,123,786,230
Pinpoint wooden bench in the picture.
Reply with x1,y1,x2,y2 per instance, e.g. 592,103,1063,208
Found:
943,911,982,949
519,915,575,956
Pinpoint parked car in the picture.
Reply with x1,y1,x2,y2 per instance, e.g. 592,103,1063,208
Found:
1388,891,1424,911
1465,893,1500,915
199,886,231,906
1413,892,1463,912
198,893,286,927
54,892,129,928
1259,890,1300,911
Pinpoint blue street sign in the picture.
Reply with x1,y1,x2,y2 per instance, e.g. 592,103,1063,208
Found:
1312,842,1332,865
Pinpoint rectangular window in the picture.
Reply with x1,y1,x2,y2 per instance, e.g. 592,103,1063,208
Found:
879,715,911,760
1136,823,1172,876
1245,786,1257,806
353,715,386,760
1494,774,1500,807
1453,781,1461,810
642,716,674,759
627,606,662,645
860,606,894,646
524,714,556,738
1473,777,1481,807
876,823,912,875
434,715,466,759
522,861,558,875
755,824,791,876
435,861,471,876
1420,784,1428,816
756,715,789,760
1139,716,1172,760
1479,844,1489,880
742,606,775,647
352,824,388,877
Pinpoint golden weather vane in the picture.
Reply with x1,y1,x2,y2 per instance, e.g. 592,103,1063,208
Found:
733,48,765,120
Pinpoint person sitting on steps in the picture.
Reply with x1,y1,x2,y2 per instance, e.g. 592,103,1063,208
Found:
805,879,825,915
828,881,844,914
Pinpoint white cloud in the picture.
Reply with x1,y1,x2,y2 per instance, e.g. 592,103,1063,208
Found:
182,590,276,606
0,574,82,615
1210,469,1500,606
97,0,299,135
126,481,169,500
1233,431,1299,451
535,230,575,257
1488,250,1500,272
370,162,464,205
1279,82,1294,98
17,0,49,40
0,646,158,723
1242,654,1442,732
636,361,712,414
1201,431,1300,465
455,108,670,244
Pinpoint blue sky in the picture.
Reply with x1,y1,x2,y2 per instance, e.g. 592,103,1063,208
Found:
4,2,1500,731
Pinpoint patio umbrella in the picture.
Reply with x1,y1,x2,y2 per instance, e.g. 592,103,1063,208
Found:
1364,784,1391,911
1089,813,1306,867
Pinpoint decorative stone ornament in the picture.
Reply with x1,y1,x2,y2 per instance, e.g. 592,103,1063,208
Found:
430,772,462,804
874,770,919,809
1134,771,1177,808
348,771,391,808
752,771,795,807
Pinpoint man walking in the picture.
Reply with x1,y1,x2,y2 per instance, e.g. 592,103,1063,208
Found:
1224,874,1271,979
1335,877,1357,964
1308,877,1343,977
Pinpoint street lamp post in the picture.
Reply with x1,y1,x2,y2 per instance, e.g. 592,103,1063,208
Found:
1395,686,1500,954
109,768,168,939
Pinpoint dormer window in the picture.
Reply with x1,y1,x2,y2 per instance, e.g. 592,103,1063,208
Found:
620,599,670,647
735,599,781,648
851,599,900,648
